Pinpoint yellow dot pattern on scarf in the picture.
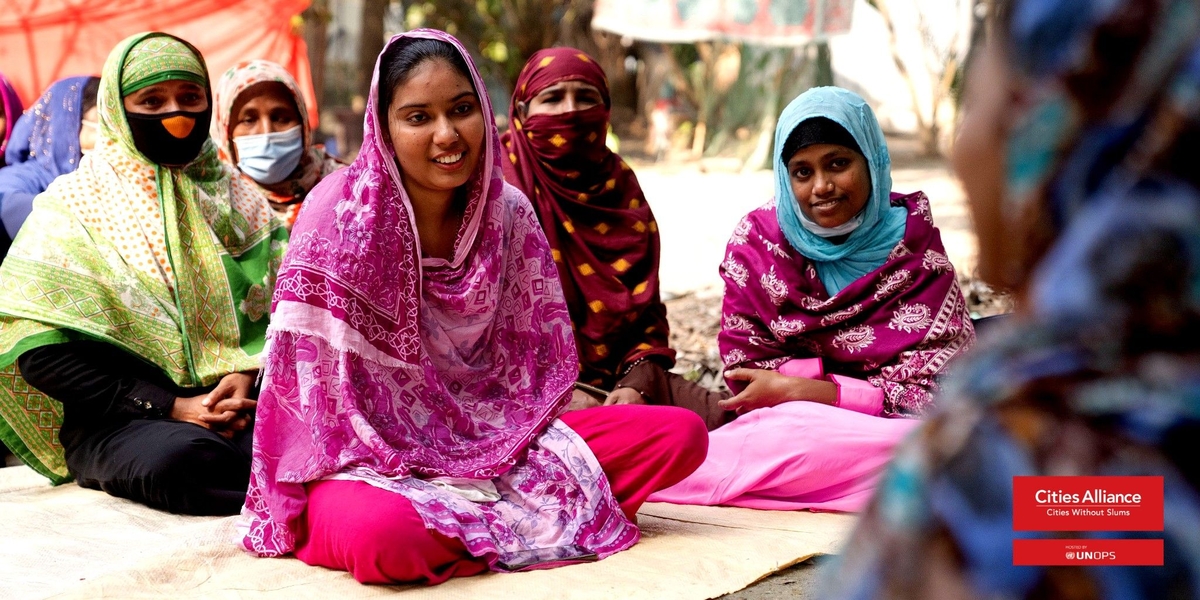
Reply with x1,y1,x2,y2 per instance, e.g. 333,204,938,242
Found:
69,141,177,286
64,141,277,290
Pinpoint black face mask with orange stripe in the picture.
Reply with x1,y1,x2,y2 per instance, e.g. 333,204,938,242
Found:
126,109,212,167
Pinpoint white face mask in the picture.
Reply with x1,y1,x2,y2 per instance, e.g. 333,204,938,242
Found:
233,125,304,185
797,206,866,238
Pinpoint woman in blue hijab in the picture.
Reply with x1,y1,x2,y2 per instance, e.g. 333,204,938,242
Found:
648,87,973,511
773,86,909,295
0,76,101,255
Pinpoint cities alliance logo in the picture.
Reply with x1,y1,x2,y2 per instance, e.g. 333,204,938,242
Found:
1012,477,1165,567
1036,488,1142,517
1013,476,1163,531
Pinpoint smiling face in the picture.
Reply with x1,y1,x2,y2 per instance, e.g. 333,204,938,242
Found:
521,80,604,118
786,143,872,229
122,80,207,115
385,58,485,206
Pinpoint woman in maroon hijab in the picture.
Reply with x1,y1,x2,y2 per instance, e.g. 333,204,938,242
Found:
501,48,728,429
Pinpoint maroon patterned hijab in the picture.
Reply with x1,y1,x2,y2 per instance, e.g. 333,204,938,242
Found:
719,193,975,415
501,48,673,387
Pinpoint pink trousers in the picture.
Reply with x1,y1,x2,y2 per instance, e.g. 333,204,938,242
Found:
649,400,918,512
294,405,707,584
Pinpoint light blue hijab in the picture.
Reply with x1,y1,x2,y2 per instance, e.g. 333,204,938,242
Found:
774,87,908,295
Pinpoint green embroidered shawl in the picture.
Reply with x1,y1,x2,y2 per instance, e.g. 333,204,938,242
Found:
0,32,287,482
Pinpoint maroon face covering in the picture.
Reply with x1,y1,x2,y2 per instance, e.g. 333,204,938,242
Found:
501,48,674,388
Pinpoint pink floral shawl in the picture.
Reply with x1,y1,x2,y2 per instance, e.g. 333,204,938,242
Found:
719,192,975,416
240,30,636,564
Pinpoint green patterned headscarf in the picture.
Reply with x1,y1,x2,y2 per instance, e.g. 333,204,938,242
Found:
120,35,207,96
0,32,287,483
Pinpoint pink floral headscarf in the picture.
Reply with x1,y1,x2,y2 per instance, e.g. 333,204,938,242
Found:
241,30,584,556
211,60,344,228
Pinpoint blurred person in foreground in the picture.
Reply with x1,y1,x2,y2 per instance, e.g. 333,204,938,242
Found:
821,0,1200,597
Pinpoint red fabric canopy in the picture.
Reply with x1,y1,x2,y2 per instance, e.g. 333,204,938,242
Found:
0,0,316,124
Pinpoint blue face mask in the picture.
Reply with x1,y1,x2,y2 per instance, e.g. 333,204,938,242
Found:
233,126,304,185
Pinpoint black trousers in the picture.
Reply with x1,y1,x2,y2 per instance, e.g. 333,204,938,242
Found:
66,419,253,516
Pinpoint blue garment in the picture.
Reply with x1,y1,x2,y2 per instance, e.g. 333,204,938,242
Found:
0,76,93,241
773,87,908,296
3,105,36,166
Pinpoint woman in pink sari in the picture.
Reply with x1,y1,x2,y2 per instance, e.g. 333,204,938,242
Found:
650,87,974,512
239,30,707,584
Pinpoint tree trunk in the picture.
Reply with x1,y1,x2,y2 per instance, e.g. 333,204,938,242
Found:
357,0,389,95
303,0,330,108
743,52,794,172
874,0,933,154
814,41,833,87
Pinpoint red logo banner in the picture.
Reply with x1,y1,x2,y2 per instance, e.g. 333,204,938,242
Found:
1013,476,1164,531
1013,539,1164,566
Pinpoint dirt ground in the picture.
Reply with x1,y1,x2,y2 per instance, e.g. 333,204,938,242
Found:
714,556,832,600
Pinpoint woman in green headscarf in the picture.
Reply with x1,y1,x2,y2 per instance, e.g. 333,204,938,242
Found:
0,32,286,515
